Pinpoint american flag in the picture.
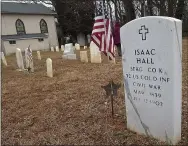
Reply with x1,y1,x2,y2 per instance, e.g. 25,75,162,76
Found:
91,1,115,60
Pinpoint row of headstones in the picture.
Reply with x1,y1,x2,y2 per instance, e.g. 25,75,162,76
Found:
1,44,114,70
1,43,85,67
50,43,87,52
1,48,53,78
1,49,41,67
1,45,88,78
1,43,114,78
50,43,102,63
61,43,115,63
50,43,90,62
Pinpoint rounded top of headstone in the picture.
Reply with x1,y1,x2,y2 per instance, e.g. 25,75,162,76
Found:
46,58,52,62
65,43,73,47
121,16,182,30
16,48,21,51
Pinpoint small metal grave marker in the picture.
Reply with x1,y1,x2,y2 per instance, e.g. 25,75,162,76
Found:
101,80,121,117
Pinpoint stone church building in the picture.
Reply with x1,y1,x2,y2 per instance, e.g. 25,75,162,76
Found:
1,2,58,55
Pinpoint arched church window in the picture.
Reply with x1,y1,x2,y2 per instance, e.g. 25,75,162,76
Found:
15,19,26,35
40,19,48,33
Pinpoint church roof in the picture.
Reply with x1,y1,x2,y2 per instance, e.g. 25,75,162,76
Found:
1,2,56,15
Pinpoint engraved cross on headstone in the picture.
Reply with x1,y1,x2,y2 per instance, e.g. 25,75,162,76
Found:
139,25,149,40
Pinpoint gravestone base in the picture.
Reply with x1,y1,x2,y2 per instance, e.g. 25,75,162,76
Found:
62,55,68,59
80,51,88,63
90,53,102,63
16,68,27,72
62,54,77,60
67,54,77,60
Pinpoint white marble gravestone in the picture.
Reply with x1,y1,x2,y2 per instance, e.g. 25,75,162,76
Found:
55,46,60,52
16,48,24,70
80,51,88,63
1,52,7,66
90,41,102,63
37,51,41,60
120,16,182,145
75,43,80,50
63,43,76,60
46,58,53,77
61,45,64,51
51,47,54,52
64,43,74,54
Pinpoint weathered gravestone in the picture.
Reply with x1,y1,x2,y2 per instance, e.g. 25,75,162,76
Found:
51,47,54,52
55,46,60,52
61,45,64,51
16,48,24,70
120,16,182,145
75,43,80,50
62,43,77,60
90,41,102,63
46,58,53,77
80,51,88,63
1,52,7,66
37,51,41,60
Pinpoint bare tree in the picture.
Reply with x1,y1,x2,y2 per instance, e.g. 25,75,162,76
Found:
122,0,136,22
175,0,186,19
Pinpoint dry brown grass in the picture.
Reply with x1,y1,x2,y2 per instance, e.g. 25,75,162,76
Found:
1,38,188,145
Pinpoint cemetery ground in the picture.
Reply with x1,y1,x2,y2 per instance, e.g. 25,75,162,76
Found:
2,38,188,145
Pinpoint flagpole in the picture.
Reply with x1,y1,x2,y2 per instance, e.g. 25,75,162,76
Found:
102,1,111,62
101,0,107,57
101,1,108,60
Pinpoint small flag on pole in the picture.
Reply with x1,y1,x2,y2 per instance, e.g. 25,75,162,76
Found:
91,1,115,60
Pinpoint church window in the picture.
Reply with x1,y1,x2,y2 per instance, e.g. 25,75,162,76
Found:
15,19,26,35
38,38,44,42
40,19,48,33
9,40,16,44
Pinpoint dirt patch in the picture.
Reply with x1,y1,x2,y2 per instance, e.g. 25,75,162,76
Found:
2,39,188,145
